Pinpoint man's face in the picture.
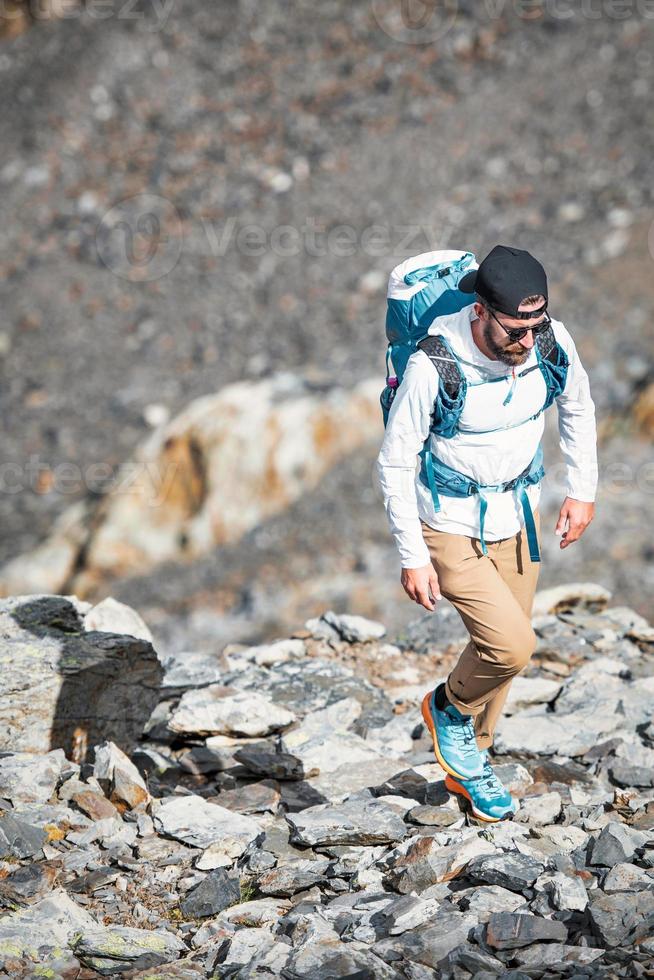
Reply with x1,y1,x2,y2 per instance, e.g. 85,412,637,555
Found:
477,296,547,367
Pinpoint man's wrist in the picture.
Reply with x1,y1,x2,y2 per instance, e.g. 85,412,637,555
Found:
401,555,432,570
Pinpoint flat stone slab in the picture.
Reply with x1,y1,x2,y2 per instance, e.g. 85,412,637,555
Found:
285,797,409,847
151,794,264,852
168,685,296,737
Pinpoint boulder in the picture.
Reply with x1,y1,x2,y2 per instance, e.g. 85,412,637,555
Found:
0,596,163,762
0,375,382,596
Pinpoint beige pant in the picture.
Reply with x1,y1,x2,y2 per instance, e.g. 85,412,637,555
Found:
420,507,541,751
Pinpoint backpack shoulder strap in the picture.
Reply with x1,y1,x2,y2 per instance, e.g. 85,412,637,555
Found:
417,334,465,400
534,319,558,362
534,318,570,409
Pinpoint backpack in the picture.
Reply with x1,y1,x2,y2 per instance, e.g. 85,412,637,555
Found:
379,248,570,562
380,249,477,427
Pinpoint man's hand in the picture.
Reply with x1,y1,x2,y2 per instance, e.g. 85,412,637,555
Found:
401,564,442,611
555,497,595,549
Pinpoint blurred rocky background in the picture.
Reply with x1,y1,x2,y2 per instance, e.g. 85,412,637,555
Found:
0,0,652,657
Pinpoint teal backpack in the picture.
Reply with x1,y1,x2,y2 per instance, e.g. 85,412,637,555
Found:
380,249,570,563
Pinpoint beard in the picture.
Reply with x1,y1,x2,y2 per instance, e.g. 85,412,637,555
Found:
483,320,532,367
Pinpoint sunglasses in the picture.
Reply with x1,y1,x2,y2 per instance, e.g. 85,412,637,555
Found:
486,306,551,342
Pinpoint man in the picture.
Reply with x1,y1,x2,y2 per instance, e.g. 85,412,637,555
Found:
376,245,598,822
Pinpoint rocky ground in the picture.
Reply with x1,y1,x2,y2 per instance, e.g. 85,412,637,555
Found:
0,2,653,646
1,583,654,977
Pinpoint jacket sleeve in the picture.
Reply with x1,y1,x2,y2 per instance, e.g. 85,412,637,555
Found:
553,320,599,502
375,351,440,568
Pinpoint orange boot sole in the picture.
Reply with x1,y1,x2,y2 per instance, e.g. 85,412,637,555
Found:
444,773,515,823
421,689,482,782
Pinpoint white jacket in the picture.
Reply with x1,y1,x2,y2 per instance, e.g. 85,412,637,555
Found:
376,304,598,568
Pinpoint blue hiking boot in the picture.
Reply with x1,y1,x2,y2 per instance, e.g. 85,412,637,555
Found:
421,685,485,780
444,748,518,822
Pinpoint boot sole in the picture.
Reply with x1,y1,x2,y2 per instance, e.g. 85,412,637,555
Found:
444,773,517,822
421,690,484,782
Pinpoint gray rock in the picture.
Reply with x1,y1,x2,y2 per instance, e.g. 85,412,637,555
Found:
0,812,48,859
588,820,649,866
465,852,545,894
504,676,562,713
286,797,408,848
179,867,241,918
513,791,562,826
531,582,612,616
0,860,60,905
442,943,506,975
609,762,654,787
310,611,386,643
372,908,478,970
535,871,588,911
491,762,534,794
204,926,281,974
281,724,385,780
151,794,263,853
168,685,296,737
372,893,441,936
485,911,568,949
0,749,70,803
212,897,291,930
0,595,163,762
385,833,497,895
256,858,331,896
614,734,654,770
364,712,417,757
513,942,605,968
603,861,654,892
234,658,393,731
213,779,280,816
588,890,654,947
83,597,153,643
494,703,627,757
0,888,98,961
284,937,397,979
406,804,462,828
161,650,224,689
455,885,528,922
233,747,305,781
530,824,589,854
233,638,307,666
290,696,363,735
226,939,291,978
308,757,405,803
72,924,187,974
129,967,203,979
391,605,469,655
302,616,340,642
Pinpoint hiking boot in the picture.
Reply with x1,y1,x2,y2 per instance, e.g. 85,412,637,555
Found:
444,749,518,822
421,684,485,780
